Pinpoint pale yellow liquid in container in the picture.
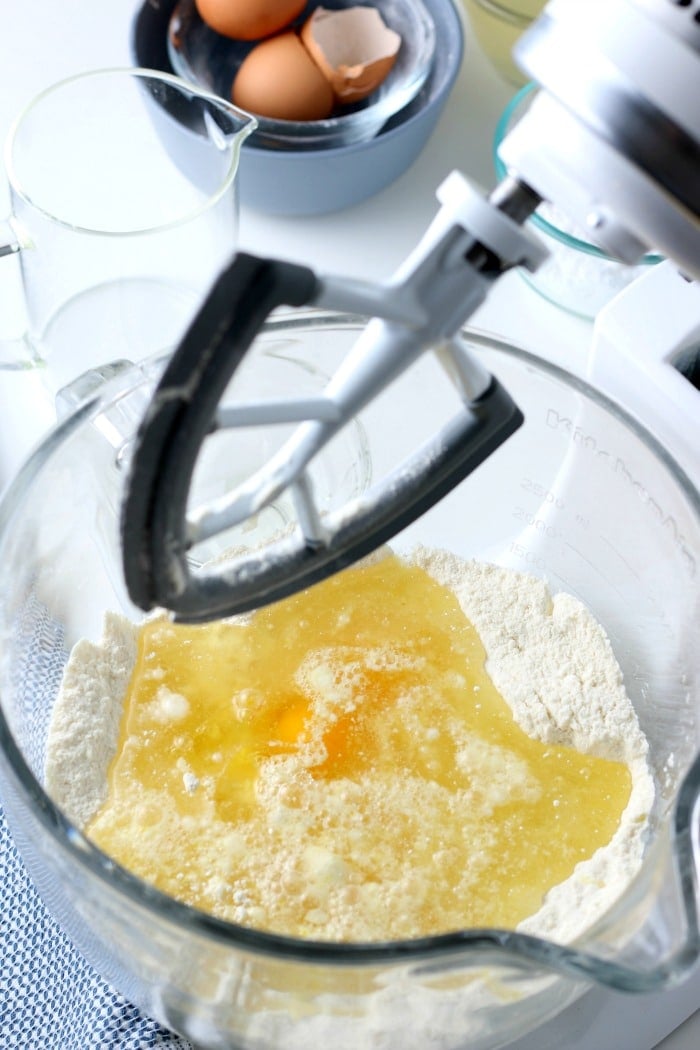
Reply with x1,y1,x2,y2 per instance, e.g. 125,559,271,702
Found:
462,1,547,86
88,555,631,941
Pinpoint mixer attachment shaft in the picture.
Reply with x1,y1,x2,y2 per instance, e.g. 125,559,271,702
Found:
121,173,546,621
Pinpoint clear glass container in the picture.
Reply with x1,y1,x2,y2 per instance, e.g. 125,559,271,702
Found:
493,83,664,319
0,67,256,377
0,314,698,1049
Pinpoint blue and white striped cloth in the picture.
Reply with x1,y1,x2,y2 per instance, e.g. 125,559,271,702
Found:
1,805,190,1050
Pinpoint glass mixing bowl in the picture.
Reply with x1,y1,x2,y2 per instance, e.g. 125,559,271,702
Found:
0,313,699,1050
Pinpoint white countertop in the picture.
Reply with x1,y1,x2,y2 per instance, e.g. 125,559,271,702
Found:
0,0,593,482
0,2,698,1048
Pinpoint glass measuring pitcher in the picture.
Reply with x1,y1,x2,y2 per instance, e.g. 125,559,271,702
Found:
0,315,698,1050
0,68,256,389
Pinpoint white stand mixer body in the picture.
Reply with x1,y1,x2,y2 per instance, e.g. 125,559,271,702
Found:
589,262,700,488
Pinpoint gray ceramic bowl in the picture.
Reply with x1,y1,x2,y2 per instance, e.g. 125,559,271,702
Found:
131,0,464,215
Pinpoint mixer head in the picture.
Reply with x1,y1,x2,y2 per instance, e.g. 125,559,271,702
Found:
503,0,700,278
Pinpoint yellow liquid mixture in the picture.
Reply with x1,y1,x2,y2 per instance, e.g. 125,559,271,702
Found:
88,555,632,940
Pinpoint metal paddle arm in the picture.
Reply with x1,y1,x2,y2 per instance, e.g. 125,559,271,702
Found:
121,172,547,621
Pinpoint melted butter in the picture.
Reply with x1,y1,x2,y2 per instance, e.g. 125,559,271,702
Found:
87,555,632,939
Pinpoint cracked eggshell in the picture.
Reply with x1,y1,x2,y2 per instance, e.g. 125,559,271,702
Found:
195,0,307,41
301,6,401,104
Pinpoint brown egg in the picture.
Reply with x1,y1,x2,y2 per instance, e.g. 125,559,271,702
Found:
301,6,401,104
195,0,307,41
232,33,335,121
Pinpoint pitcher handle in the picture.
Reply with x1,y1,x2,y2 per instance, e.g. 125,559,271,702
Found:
0,217,37,371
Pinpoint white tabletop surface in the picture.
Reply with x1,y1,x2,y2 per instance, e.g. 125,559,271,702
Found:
0,2,698,1048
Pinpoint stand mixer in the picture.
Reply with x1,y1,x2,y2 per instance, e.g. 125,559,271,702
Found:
121,0,700,623
1,2,699,1048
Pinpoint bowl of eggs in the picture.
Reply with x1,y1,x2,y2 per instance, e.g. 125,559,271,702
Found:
169,0,437,149
132,0,464,214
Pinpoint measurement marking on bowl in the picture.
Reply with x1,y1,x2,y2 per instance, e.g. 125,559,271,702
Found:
507,542,546,570
562,539,632,603
512,505,561,538
519,476,566,510
600,534,642,581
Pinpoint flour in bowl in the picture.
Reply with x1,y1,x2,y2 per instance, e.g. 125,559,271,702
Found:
44,548,654,944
